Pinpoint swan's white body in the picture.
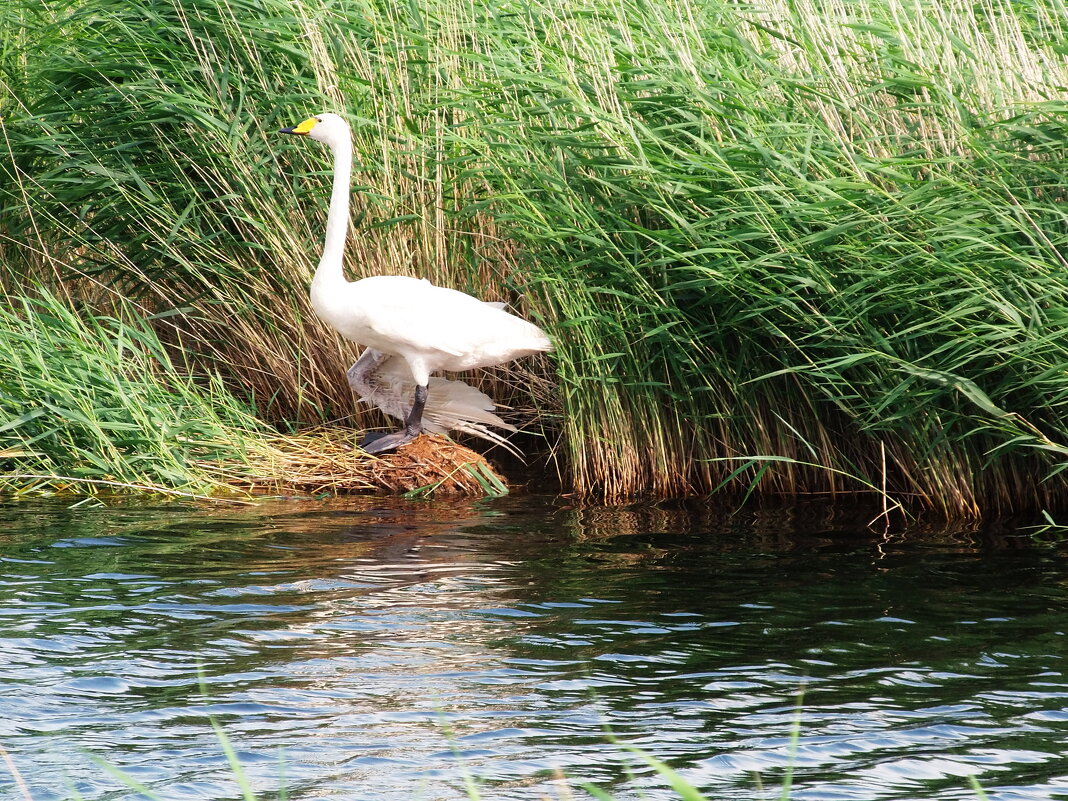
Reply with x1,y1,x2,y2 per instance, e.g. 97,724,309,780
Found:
314,274,550,385
280,112,551,452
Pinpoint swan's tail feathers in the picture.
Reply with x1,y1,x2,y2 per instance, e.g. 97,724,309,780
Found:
423,378,523,458
347,349,524,458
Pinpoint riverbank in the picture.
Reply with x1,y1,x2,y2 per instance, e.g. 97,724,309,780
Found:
0,288,510,498
5,0,1068,514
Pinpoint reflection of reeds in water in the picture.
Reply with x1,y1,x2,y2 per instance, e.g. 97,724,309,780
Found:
6,0,1068,514
559,500,1021,550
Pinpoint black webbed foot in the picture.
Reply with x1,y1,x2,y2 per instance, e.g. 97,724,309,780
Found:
360,428,420,454
359,383,428,454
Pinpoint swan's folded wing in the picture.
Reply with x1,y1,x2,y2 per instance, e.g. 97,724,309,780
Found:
349,279,549,367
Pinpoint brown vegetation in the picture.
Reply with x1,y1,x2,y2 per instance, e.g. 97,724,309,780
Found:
239,430,509,497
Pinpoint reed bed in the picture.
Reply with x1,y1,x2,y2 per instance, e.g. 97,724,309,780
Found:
4,0,1068,513
246,430,509,496
0,286,507,498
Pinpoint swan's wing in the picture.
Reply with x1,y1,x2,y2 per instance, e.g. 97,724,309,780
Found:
424,377,523,459
347,349,522,457
346,347,389,394
348,348,412,422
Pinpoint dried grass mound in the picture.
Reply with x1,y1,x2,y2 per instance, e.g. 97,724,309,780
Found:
370,434,508,495
248,430,508,497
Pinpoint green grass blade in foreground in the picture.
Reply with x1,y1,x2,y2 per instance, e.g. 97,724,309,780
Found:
83,754,163,800
581,787,616,801
969,775,990,800
210,719,258,801
780,692,804,801
616,748,708,801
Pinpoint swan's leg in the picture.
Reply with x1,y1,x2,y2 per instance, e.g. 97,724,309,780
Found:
360,384,428,454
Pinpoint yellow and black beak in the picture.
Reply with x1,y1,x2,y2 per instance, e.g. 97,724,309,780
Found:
278,117,318,136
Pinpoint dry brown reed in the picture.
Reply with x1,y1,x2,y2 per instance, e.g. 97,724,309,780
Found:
238,430,509,497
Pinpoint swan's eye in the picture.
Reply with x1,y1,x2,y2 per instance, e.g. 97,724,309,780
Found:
316,117,323,122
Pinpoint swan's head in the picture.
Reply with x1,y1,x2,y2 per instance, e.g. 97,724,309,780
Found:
278,112,350,146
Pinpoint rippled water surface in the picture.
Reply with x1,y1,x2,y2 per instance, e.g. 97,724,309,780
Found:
0,495,1066,800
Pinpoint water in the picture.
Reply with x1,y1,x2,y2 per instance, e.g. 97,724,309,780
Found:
0,495,1065,801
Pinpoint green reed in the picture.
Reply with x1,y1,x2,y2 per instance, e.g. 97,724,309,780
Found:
4,0,1068,511
441,0,1068,510
0,285,262,495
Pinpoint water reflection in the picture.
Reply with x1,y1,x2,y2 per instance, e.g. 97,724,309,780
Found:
0,496,1064,800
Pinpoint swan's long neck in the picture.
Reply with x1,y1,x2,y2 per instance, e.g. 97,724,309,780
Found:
312,133,353,298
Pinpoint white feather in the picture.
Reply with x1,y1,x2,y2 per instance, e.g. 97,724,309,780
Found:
346,348,523,458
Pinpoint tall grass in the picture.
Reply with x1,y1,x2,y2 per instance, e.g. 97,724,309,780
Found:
4,0,1068,511
0,285,263,495
443,0,1068,510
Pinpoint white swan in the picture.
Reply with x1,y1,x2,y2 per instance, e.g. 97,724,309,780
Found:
279,112,552,454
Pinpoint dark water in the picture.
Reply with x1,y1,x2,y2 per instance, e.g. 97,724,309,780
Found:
0,495,1066,801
